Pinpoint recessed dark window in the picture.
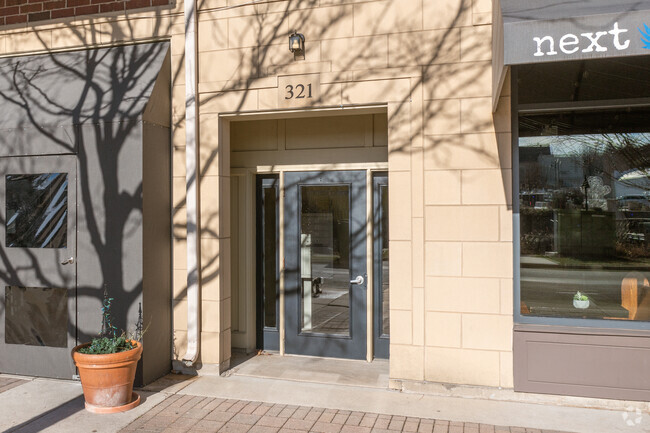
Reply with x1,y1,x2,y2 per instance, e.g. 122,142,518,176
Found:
5,286,68,347
517,55,650,105
6,173,68,249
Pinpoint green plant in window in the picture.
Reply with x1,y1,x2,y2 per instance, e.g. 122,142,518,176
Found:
573,291,589,301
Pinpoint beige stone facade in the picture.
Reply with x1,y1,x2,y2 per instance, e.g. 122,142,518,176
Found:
0,0,514,389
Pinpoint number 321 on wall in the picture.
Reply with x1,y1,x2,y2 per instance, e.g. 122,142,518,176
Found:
284,84,312,100
278,75,321,108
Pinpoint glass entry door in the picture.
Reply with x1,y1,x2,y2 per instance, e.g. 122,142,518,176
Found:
284,171,367,359
0,155,77,379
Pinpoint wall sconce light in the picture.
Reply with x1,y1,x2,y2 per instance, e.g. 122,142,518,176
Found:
289,31,305,56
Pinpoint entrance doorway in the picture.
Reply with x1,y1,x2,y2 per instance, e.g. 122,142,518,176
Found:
0,155,77,379
255,170,388,360
226,110,389,361
284,170,367,359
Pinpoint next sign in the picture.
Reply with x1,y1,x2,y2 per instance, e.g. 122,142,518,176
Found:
533,22,630,57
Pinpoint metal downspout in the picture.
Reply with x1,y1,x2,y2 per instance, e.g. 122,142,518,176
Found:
182,0,200,367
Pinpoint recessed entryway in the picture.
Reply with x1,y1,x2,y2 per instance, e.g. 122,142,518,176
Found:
226,108,389,361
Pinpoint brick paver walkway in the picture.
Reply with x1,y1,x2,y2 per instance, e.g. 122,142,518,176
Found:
121,395,571,433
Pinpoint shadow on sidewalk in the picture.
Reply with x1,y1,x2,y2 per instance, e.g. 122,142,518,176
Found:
6,395,83,433
6,390,156,432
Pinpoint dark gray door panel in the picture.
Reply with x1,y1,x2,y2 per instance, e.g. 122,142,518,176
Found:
0,155,77,379
284,170,367,360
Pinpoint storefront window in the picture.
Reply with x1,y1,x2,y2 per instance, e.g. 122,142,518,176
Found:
519,108,650,321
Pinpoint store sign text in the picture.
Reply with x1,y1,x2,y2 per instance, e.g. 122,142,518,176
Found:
533,22,630,57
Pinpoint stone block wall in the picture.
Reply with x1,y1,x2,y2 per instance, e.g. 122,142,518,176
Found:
190,0,514,386
0,0,515,388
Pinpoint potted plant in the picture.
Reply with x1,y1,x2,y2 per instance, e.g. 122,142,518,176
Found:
573,291,590,309
71,288,143,414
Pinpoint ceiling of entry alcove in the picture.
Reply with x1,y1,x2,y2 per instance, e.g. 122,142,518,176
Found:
230,114,388,153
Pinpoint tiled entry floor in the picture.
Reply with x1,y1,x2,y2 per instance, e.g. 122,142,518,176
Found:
226,352,389,389
120,394,570,433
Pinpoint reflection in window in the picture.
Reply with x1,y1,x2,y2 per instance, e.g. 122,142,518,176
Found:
300,185,351,336
379,184,389,336
6,173,68,248
262,186,277,328
519,109,650,322
5,286,68,347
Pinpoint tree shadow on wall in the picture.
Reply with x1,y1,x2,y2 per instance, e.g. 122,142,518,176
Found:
0,35,170,376
0,0,512,374
193,0,510,360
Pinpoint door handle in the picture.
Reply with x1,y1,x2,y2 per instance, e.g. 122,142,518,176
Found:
350,275,364,285
61,257,75,265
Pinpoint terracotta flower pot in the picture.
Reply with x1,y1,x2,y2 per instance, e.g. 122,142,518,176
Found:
72,340,143,414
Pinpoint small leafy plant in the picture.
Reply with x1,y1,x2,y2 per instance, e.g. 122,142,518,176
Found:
78,334,135,354
574,291,589,301
77,286,138,355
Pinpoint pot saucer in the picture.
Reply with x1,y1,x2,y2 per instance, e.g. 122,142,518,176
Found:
84,392,141,414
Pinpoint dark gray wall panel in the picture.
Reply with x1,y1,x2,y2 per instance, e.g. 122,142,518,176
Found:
0,42,169,157
514,326,650,401
0,126,76,156
75,121,144,343
0,42,171,383
0,42,169,127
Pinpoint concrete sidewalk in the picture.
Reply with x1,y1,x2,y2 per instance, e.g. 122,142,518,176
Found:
0,375,166,433
0,355,648,433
